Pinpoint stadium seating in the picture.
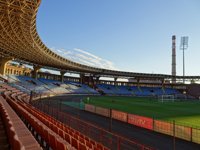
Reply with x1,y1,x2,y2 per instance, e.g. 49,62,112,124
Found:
17,101,107,150
65,81,98,94
97,84,180,96
38,78,71,94
96,84,115,95
164,87,180,95
6,75,99,96
0,95,42,150
38,78,99,94
6,75,181,98
7,75,51,95
0,83,109,150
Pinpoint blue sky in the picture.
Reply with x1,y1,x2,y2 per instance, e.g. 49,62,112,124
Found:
37,0,200,76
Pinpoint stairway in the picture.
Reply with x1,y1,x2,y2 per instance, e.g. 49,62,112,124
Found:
0,116,9,150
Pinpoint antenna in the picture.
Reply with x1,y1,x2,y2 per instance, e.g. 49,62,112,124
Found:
180,36,189,84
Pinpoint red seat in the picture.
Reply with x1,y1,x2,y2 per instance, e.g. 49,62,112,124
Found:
57,139,67,150
58,129,65,139
64,127,69,134
43,128,49,144
90,140,96,146
37,124,44,138
79,134,85,139
83,135,89,141
79,142,87,150
71,137,78,149
52,125,59,134
49,133,57,149
68,130,74,136
79,137,85,144
97,143,104,150
86,140,93,149
104,147,110,150
74,130,80,136
73,133,79,140
64,133,71,143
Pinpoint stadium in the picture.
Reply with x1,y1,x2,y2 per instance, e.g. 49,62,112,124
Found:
0,0,200,150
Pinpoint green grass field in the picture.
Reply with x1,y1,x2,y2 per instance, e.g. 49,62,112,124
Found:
83,96,200,128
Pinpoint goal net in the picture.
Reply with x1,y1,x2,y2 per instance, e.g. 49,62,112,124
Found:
158,95,175,102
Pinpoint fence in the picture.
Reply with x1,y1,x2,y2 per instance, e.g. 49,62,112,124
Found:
84,104,200,145
34,102,154,150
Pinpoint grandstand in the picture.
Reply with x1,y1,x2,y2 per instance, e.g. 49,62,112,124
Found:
0,0,200,150
96,84,180,96
6,75,99,96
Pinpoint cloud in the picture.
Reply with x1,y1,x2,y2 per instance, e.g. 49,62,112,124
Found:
50,47,118,70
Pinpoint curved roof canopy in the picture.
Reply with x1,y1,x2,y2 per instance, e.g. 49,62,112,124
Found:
0,0,102,73
0,0,199,80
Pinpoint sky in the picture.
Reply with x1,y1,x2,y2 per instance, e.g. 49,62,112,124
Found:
37,0,200,76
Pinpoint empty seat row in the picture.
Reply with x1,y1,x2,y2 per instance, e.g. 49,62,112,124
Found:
1,84,109,150
18,100,108,150
5,95,76,150
1,85,74,149
0,96,42,150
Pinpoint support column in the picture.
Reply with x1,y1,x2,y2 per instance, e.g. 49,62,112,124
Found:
80,73,85,84
96,76,100,85
161,79,165,94
137,78,140,87
60,71,66,83
114,77,117,86
161,79,165,87
33,65,41,80
0,58,12,75
89,75,95,88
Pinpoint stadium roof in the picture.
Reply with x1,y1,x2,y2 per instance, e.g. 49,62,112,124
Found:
0,0,200,80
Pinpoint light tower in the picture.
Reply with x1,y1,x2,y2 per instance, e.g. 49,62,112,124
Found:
172,35,176,83
180,36,189,84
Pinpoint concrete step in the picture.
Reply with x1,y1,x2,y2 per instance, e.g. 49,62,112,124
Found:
0,117,9,150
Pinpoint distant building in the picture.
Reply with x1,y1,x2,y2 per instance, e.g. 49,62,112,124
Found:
5,62,32,76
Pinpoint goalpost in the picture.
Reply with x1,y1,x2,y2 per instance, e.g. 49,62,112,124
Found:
158,95,175,102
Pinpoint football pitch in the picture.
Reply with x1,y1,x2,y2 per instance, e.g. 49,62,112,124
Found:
83,96,200,128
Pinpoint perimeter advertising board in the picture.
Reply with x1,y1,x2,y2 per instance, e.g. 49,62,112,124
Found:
175,125,191,141
154,120,173,136
128,114,153,130
192,128,200,144
111,110,127,122
95,106,110,117
85,104,95,113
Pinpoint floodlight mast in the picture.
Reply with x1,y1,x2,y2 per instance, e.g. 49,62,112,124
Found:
180,36,188,84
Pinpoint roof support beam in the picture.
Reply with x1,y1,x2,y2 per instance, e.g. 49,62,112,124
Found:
60,70,66,83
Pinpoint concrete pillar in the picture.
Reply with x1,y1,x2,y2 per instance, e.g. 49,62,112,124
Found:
0,58,12,75
162,79,164,86
53,75,56,80
33,65,41,80
161,79,165,90
96,76,100,84
60,71,66,83
89,75,94,88
80,73,85,84
137,78,140,87
114,77,117,86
